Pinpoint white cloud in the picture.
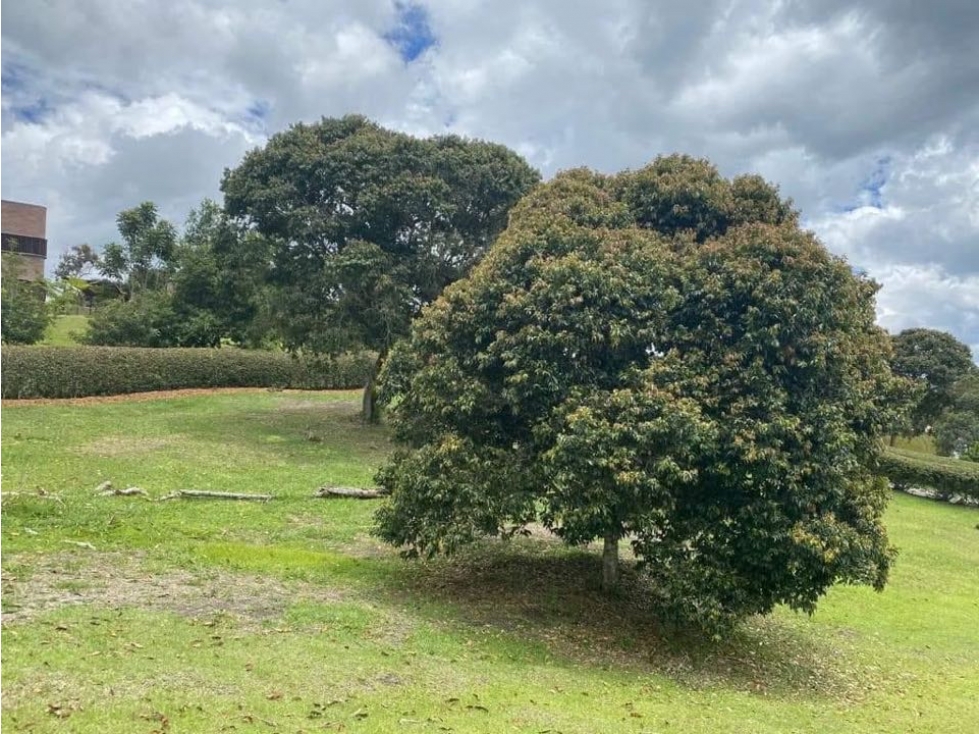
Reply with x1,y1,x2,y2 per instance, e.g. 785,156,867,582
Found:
2,0,977,355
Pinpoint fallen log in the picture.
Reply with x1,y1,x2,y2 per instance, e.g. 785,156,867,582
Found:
313,486,389,499
158,490,273,502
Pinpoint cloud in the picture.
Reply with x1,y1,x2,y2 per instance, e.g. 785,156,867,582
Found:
2,0,976,355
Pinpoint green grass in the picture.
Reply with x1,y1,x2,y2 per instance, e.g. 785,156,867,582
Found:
41,314,90,345
892,434,937,455
3,391,978,733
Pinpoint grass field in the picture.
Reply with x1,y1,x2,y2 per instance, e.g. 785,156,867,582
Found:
892,434,938,455
2,390,978,733
41,314,90,346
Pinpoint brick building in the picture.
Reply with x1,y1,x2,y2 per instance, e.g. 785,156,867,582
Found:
2,200,48,280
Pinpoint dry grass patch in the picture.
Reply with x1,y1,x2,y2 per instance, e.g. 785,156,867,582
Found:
78,434,188,458
1,550,343,626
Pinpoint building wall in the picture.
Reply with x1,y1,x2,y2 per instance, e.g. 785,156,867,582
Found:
2,200,48,280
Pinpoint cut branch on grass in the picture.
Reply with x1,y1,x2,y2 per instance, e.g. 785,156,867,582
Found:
313,486,390,499
157,490,273,502
100,487,149,497
62,540,97,551
1,491,63,504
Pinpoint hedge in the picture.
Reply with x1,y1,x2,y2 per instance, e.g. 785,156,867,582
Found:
1,346,376,399
878,447,979,502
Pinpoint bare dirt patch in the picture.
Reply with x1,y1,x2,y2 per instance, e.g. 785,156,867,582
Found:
1,551,343,626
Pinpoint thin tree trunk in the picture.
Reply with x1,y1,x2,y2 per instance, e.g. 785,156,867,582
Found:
362,374,377,423
889,434,897,447
602,534,619,592
362,352,386,424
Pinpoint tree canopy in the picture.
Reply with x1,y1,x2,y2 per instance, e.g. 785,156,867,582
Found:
221,115,541,418
100,202,178,295
890,328,976,433
375,156,902,633
932,372,979,457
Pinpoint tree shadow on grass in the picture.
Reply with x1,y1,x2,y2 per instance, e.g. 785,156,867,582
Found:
379,538,882,702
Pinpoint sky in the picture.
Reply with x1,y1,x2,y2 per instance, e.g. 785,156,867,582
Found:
2,0,977,358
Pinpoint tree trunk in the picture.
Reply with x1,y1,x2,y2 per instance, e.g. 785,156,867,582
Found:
362,352,386,424
602,534,619,592
362,373,377,423
889,434,897,447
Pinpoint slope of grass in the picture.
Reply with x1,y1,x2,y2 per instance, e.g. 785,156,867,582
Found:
41,314,90,345
3,391,978,733
892,434,937,455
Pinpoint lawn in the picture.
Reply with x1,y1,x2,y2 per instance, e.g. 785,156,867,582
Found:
41,314,90,346
2,390,977,733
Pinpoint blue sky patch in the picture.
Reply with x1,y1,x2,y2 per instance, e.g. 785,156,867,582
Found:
383,1,437,63
838,155,892,213
860,155,891,209
247,99,271,121
2,62,52,123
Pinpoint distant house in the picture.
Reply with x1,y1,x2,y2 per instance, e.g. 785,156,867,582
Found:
2,199,48,280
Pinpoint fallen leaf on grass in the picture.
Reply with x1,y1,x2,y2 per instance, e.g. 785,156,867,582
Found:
46,703,71,719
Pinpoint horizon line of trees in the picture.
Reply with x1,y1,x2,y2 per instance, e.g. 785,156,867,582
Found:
4,113,978,635
3,114,975,448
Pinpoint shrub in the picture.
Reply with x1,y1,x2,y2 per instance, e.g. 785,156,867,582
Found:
83,292,181,347
1,255,53,345
1,346,374,399
878,448,979,502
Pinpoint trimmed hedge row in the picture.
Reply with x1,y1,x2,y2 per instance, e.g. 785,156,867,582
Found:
1,346,375,399
878,447,979,502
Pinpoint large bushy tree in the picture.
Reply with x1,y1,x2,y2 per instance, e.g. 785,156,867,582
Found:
375,157,902,633
221,115,540,419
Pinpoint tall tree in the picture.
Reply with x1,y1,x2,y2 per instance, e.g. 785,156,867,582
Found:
221,115,540,420
101,202,178,296
375,158,901,634
890,328,976,433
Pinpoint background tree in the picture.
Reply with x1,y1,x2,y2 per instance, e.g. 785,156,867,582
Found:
169,200,274,348
54,244,102,281
1,254,53,344
222,115,540,420
375,157,900,634
890,328,976,433
82,200,271,348
101,202,178,296
931,372,979,456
